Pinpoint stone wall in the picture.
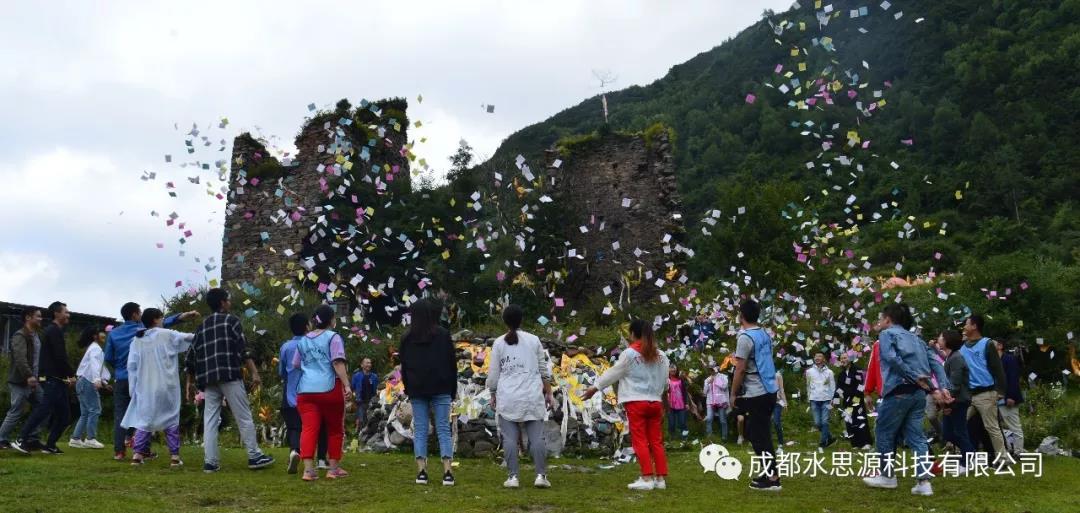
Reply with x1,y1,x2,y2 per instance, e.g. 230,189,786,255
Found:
546,131,685,303
221,99,410,286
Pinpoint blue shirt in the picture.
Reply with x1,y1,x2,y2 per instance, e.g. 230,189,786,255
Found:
104,314,181,381
278,336,303,408
878,325,950,397
351,370,380,403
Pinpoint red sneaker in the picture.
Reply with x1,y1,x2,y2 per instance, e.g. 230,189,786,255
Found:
113,451,126,461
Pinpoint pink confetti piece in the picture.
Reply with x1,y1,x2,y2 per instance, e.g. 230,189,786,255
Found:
496,270,506,282
174,281,182,287
1020,281,1029,290
155,242,164,249
934,252,942,260
745,93,756,104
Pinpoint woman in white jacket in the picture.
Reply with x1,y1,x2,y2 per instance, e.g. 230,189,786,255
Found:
486,305,555,489
71,326,109,449
582,319,670,491
121,308,197,467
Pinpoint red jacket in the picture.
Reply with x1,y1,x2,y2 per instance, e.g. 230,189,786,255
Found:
863,341,883,398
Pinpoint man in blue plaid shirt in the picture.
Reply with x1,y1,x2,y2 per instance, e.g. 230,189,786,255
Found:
186,288,275,472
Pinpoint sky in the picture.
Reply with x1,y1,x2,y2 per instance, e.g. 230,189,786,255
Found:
0,0,790,318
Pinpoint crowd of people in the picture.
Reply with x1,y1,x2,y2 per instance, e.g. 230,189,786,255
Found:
1,292,1027,496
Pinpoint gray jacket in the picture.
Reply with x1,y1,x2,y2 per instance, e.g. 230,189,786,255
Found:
7,329,39,385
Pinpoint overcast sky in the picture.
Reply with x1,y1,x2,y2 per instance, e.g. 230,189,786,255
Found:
0,0,789,318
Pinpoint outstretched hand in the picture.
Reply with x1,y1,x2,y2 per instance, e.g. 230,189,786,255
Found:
581,387,598,400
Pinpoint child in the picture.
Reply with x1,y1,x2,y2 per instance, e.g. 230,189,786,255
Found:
71,326,109,449
121,308,195,467
583,319,670,491
702,366,729,440
665,365,691,440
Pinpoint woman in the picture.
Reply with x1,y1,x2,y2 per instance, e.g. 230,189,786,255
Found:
121,308,194,467
486,305,555,489
702,366,729,440
941,330,973,470
292,304,352,481
71,326,109,449
837,352,873,449
399,298,458,486
582,319,670,491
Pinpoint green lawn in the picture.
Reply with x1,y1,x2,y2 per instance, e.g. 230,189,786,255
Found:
1,441,1078,513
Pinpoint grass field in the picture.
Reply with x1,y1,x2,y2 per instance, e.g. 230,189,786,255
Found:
1,440,1078,513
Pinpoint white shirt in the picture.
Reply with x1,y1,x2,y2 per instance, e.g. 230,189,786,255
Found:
805,364,836,402
121,328,194,431
593,343,670,404
76,342,111,385
485,331,553,422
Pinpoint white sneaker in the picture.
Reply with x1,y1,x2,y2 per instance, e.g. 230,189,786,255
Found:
287,450,300,474
68,439,85,449
737,436,745,445
817,447,824,453
654,478,666,490
956,465,967,476
316,459,329,470
534,474,551,488
863,475,898,489
83,439,104,449
627,477,655,491
911,480,933,496
503,475,520,488
860,444,873,451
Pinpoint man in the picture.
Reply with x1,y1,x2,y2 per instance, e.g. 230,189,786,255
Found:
862,303,951,496
0,307,44,449
959,314,1008,463
730,299,781,491
996,339,1024,455
104,302,197,460
351,357,380,434
806,350,836,452
185,288,274,472
14,302,75,455
923,337,946,446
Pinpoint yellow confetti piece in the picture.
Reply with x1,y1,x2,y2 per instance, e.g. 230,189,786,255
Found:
276,305,285,315
798,62,807,71
441,250,451,260
955,190,963,200
790,48,800,57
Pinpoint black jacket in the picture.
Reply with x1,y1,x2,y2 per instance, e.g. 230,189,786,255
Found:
39,323,74,380
399,327,457,399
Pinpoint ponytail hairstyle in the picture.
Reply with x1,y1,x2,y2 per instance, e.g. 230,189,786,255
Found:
629,318,659,363
312,304,335,330
137,308,164,337
77,326,98,348
502,304,523,345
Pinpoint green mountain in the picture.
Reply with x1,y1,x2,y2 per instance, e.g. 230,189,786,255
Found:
490,0,1080,290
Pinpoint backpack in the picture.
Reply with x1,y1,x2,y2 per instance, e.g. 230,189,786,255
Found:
743,328,779,395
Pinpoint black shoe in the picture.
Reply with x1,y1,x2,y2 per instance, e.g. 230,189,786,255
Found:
203,462,221,473
415,469,429,485
10,440,31,454
248,454,275,469
824,437,837,448
749,476,782,491
0,440,11,450
442,470,455,486
41,446,63,455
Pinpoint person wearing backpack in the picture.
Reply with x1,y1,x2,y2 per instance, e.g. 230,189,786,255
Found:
729,299,781,491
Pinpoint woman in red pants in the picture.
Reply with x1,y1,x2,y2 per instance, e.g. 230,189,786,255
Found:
291,304,353,481
582,319,670,490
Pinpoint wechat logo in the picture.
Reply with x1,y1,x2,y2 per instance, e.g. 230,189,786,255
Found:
699,443,743,480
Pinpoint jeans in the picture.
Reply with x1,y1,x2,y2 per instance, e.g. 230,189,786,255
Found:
72,377,102,440
202,380,263,464
704,404,729,439
20,379,71,447
498,416,547,476
874,389,931,480
0,383,43,442
113,379,132,452
736,393,777,479
810,400,832,446
772,403,784,445
410,394,453,460
942,401,974,463
667,408,688,438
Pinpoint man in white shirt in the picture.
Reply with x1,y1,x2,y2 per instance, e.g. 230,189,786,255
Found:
806,351,836,451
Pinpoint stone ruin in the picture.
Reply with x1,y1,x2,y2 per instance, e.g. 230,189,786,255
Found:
354,333,630,459
545,130,686,304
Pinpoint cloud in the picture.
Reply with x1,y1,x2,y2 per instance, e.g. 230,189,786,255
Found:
0,0,791,313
